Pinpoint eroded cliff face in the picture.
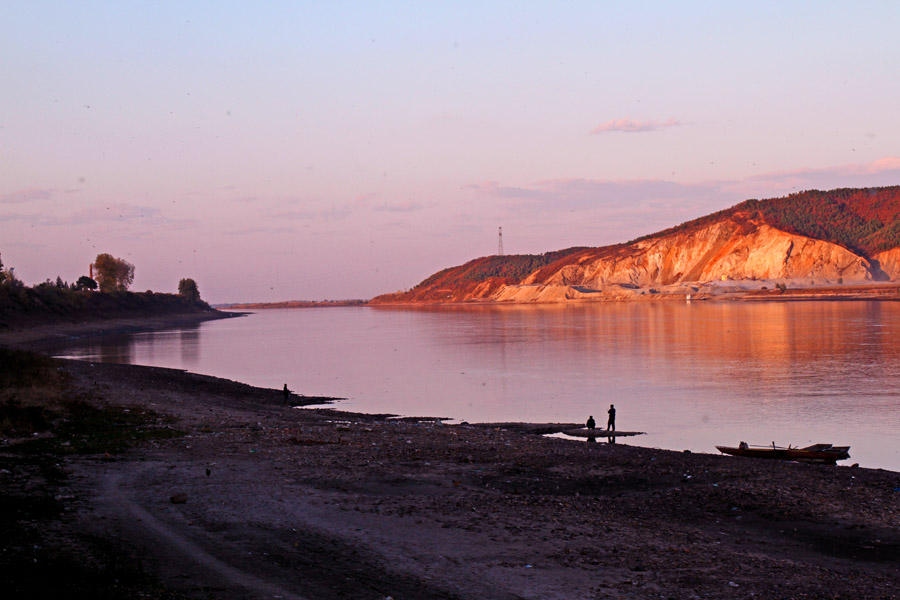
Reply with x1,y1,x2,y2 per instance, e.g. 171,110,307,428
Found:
373,213,890,305
874,248,900,280
522,217,872,290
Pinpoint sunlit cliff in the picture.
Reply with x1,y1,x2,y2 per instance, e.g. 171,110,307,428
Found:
372,186,900,304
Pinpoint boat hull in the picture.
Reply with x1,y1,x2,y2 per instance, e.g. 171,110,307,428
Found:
716,444,850,464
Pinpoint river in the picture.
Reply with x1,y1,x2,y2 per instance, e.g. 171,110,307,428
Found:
51,301,900,471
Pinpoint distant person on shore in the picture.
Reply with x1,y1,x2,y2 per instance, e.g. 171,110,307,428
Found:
283,383,291,404
607,404,616,432
586,415,596,430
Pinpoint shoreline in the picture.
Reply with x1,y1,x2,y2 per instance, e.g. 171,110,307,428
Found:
372,281,900,307
3,318,900,598
0,309,242,352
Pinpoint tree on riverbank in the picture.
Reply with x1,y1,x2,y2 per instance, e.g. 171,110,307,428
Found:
93,253,134,292
178,278,201,303
76,276,98,291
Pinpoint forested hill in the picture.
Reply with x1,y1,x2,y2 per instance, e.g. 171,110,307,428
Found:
633,186,900,257
372,185,900,304
374,248,589,303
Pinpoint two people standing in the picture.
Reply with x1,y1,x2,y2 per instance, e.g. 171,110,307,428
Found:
585,404,616,431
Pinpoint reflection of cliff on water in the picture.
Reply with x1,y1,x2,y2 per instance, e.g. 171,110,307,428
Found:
377,300,900,365
374,301,900,414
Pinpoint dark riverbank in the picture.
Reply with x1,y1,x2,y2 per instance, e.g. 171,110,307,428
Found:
0,307,240,352
1,319,898,598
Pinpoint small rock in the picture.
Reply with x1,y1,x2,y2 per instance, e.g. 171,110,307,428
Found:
170,493,188,504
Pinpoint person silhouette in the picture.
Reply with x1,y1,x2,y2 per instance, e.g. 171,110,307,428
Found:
586,415,596,430
283,383,291,404
607,404,616,432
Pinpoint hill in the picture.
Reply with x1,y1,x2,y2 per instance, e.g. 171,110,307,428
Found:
381,249,588,303
372,186,900,304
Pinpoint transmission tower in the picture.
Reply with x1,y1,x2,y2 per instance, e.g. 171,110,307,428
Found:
498,227,504,256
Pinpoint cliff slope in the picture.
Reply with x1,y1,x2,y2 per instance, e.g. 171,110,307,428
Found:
372,186,900,304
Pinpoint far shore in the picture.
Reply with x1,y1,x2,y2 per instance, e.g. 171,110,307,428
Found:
369,281,900,306
227,281,900,309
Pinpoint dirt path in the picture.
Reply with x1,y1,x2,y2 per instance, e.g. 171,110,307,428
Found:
92,463,308,600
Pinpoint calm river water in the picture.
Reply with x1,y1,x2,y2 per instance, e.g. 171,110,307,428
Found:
52,302,900,471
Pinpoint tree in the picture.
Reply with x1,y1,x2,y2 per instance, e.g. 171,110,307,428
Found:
93,253,135,292
178,278,201,303
75,275,98,291
0,253,21,288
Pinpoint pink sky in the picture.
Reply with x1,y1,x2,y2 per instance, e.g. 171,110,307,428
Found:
3,3,900,302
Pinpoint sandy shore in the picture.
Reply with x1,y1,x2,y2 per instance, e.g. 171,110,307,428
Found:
2,320,900,599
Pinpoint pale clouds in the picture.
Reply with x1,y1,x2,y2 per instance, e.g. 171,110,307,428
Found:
721,157,900,197
372,201,425,213
3,203,193,231
473,157,900,216
1,188,55,203
465,156,900,246
61,204,171,226
590,118,681,134
224,225,298,236
274,206,352,222
866,157,900,173
466,177,733,246
468,178,725,213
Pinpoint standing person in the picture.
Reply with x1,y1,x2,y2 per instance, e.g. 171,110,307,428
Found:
586,415,596,430
283,383,291,404
607,404,616,432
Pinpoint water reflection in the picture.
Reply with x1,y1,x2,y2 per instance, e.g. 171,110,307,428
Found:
49,303,900,471
178,327,200,367
57,324,203,371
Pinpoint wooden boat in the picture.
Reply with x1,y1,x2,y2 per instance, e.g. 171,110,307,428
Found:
716,442,850,464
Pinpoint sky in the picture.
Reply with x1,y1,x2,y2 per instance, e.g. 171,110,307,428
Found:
3,1,900,303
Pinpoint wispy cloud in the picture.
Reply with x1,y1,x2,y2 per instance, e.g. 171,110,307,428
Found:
466,177,732,244
1,188,55,203
373,201,426,213
467,157,900,243
1,203,194,231
721,156,900,196
474,156,900,206
62,204,169,225
469,178,722,212
224,225,298,236
274,206,352,222
866,157,900,173
590,117,681,135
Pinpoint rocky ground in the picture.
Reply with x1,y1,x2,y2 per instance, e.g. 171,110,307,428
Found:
2,346,899,600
